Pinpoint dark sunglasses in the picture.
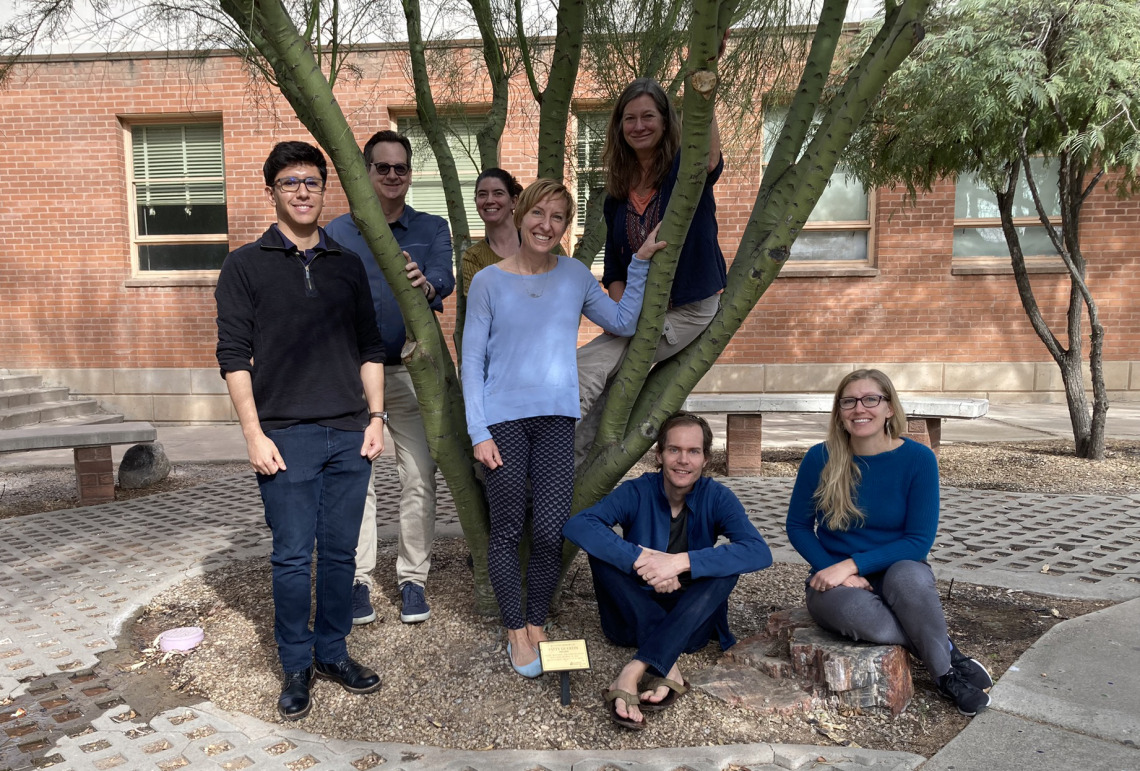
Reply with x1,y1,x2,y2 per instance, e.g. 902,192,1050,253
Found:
370,162,410,177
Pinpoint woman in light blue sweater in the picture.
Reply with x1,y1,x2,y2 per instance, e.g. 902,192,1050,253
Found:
462,179,664,678
787,369,994,717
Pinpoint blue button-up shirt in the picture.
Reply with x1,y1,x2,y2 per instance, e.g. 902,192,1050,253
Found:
327,205,455,365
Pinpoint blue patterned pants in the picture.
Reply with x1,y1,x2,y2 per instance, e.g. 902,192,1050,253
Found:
483,416,575,629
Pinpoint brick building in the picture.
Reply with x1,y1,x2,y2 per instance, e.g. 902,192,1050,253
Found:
2,46,1138,423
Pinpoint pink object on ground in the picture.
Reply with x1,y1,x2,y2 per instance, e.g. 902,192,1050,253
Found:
159,626,205,652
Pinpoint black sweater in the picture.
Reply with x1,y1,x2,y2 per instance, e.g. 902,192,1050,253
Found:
215,226,385,432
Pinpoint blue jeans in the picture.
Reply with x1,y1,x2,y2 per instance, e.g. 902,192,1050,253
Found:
257,423,371,672
589,556,738,677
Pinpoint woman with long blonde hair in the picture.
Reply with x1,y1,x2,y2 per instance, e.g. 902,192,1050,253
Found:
786,369,993,717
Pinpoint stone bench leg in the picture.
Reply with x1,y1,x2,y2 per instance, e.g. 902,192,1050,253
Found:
74,446,115,505
726,414,763,476
904,417,942,457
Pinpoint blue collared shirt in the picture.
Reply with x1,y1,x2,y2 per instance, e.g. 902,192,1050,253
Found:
326,205,455,365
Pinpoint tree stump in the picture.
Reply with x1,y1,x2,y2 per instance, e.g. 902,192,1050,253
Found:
789,625,913,715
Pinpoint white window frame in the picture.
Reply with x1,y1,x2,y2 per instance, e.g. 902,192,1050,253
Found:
762,104,877,277
123,115,229,285
951,158,1067,276
395,113,482,234
572,108,609,276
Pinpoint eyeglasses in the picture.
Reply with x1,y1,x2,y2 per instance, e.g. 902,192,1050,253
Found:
839,395,887,410
273,177,326,193
370,162,410,177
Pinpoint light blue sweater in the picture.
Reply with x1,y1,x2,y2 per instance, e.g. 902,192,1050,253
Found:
462,255,650,445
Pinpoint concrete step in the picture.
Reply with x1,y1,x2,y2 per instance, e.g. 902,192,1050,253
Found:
0,399,108,429
0,386,70,410
0,374,42,392
32,412,126,427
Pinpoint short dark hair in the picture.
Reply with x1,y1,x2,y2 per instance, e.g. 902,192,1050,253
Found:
363,130,412,166
476,167,523,199
656,411,713,458
263,141,327,187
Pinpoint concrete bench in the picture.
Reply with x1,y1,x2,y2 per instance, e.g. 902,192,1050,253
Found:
682,393,988,475
0,422,157,505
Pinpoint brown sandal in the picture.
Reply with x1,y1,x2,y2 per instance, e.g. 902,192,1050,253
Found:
602,688,647,730
637,676,689,712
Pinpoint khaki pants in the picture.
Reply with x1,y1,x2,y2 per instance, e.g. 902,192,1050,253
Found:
355,364,438,589
574,295,720,465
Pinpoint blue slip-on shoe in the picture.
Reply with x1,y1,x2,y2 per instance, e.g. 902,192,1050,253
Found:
507,642,543,678
352,582,376,625
399,582,431,623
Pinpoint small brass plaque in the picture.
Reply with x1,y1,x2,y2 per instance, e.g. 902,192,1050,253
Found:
538,639,591,672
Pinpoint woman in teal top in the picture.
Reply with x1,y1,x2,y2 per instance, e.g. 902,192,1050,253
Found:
462,179,665,678
786,369,994,717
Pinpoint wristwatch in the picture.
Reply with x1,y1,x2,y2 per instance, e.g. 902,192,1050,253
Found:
369,411,389,424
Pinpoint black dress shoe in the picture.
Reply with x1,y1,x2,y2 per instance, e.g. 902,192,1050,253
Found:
314,657,381,694
278,666,313,720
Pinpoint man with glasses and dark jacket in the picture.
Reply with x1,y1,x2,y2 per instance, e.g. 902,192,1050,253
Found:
215,141,387,720
326,130,455,627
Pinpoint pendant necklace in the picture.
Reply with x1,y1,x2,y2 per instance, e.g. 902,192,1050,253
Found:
522,256,556,298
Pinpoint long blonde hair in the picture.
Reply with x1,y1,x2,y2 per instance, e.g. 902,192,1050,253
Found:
814,369,908,531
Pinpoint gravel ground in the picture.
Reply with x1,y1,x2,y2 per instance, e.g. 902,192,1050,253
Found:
4,439,1135,757
134,542,1108,758
115,438,1136,759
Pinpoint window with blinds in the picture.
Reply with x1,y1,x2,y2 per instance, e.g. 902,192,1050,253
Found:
761,106,873,264
574,111,609,271
129,122,229,271
575,112,608,222
396,116,479,227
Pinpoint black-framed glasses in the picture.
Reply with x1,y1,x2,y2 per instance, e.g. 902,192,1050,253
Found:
370,162,411,177
839,395,887,410
273,176,326,193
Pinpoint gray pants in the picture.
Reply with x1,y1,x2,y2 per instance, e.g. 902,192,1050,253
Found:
574,295,720,465
805,560,951,678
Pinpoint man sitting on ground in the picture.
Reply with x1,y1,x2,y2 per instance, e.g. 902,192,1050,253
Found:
563,411,772,729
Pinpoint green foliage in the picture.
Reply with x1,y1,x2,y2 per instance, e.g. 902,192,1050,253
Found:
844,0,1140,198
842,0,1139,460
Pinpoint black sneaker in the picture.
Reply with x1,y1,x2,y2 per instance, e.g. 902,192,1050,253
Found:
949,638,993,690
937,669,991,716
352,582,376,625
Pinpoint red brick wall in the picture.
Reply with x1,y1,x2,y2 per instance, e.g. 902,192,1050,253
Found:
2,50,1137,374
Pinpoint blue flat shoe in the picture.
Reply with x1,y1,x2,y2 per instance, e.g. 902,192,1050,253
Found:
507,642,543,678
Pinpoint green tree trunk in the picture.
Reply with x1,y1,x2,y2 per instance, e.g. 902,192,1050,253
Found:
218,0,498,613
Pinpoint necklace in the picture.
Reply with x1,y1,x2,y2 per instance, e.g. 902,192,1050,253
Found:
626,190,662,256
521,256,556,298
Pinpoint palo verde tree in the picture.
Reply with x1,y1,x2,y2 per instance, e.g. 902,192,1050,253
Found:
2,0,935,612
842,0,1140,459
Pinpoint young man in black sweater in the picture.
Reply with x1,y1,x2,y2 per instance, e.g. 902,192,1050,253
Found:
215,141,387,720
